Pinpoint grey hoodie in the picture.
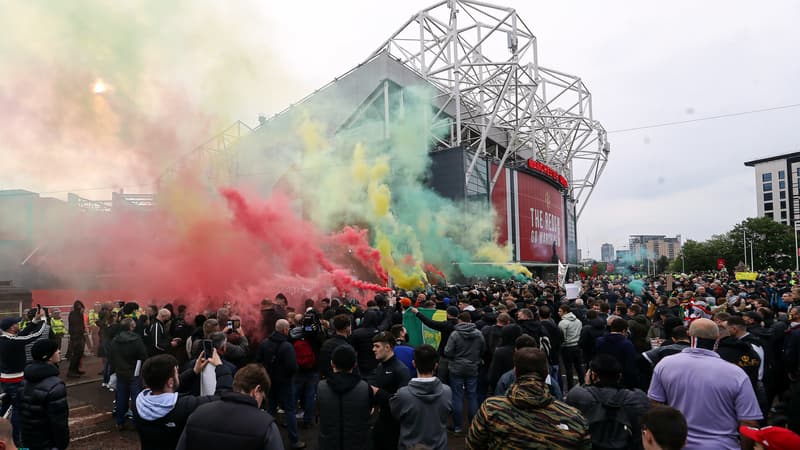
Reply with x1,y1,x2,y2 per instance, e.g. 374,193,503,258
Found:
444,322,486,377
558,312,582,347
390,377,452,450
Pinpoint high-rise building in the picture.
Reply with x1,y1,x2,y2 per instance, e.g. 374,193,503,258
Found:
600,243,615,262
744,152,800,226
629,235,682,261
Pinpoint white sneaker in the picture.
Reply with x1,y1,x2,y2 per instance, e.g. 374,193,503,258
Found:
295,412,304,419
101,383,108,388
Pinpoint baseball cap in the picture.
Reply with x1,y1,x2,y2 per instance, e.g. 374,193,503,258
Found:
0,317,21,331
739,426,800,450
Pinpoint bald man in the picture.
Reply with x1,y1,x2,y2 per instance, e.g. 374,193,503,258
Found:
648,319,761,450
257,318,305,448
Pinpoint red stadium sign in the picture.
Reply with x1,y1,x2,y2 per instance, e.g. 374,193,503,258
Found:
491,164,566,263
526,159,569,189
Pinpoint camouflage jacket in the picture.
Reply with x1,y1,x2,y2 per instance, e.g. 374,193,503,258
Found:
466,374,590,450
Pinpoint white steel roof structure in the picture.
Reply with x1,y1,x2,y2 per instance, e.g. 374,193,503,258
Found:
158,0,608,218
371,0,609,217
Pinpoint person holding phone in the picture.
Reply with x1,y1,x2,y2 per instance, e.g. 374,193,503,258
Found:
134,348,232,450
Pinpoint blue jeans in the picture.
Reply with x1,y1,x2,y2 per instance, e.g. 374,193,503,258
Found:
0,381,21,445
450,374,478,429
548,365,563,400
268,381,299,444
294,371,318,425
114,376,141,425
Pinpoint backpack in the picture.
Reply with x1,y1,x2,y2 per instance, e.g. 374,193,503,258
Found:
294,339,316,369
584,387,633,450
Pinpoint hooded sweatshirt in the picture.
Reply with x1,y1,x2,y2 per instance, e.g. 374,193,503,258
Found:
466,374,590,449
390,377,452,450
558,312,582,347
317,372,373,450
133,365,232,450
444,322,486,377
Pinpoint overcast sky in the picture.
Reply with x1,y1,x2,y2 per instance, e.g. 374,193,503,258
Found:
4,0,800,260
255,0,800,258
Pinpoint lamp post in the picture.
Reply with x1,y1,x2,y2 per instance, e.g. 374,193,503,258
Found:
794,221,799,272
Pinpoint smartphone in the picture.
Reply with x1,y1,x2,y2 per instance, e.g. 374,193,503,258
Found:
227,320,233,329
232,319,241,330
202,339,214,358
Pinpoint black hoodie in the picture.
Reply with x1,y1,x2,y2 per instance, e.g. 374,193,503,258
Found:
349,310,381,373
579,317,607,363
317,372,373,450
20,360,69,450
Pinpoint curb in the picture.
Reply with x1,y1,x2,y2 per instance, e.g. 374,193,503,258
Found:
66,377,103,388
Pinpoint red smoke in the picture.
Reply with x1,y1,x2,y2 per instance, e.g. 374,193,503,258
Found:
32,185,390,325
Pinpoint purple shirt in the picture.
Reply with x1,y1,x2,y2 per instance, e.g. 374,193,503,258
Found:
648,347,762,450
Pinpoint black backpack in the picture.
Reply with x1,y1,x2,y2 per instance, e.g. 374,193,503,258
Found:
584,387,633,450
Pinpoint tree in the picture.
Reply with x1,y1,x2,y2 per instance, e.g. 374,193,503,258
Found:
656,255,670,274
670,217,795,272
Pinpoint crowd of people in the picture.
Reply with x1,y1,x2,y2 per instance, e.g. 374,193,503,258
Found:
4,271,800,449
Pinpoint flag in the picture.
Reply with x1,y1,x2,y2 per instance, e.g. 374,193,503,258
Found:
558,260,568,287
403,308,448,348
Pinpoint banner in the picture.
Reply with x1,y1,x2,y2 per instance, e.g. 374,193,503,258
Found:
403,308,448,348
735,271,759,281
717,258,726,270
606,263,615,273
565,282,581,300
558,260,567,287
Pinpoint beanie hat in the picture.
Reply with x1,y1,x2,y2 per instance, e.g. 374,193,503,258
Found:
399,298,412,308
32,339,60,362
446,306,460,317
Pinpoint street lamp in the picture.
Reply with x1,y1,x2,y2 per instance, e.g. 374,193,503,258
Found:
794,222,799,272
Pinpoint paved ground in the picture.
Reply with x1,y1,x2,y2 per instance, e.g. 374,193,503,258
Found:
62,356,469,449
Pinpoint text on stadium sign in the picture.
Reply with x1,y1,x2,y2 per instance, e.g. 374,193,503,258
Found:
526,159,569,189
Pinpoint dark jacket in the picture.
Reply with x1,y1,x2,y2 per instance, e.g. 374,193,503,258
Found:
176,392,282,450
578,318,606,363
415,312,458,356
785,323,800,377
390,377,452,450
628,316,651,353
256,331,297,385
109,330,148,380
317,372,373,450
482,324,505,365
68,308,85,336
261,306,287,338
151,318,171,356
565,384,649,450
444,322,486,377
318,334,354,379
134,365,233,450
487,324,522,390
717,335,761,388
0,320,50,379
349,310,381,373
540,319,563,365
595,333,638,388
20,361,69,450
372,355,411,450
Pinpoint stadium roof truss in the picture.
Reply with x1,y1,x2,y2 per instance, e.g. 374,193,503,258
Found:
156,1,608,219
370,0,609,218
